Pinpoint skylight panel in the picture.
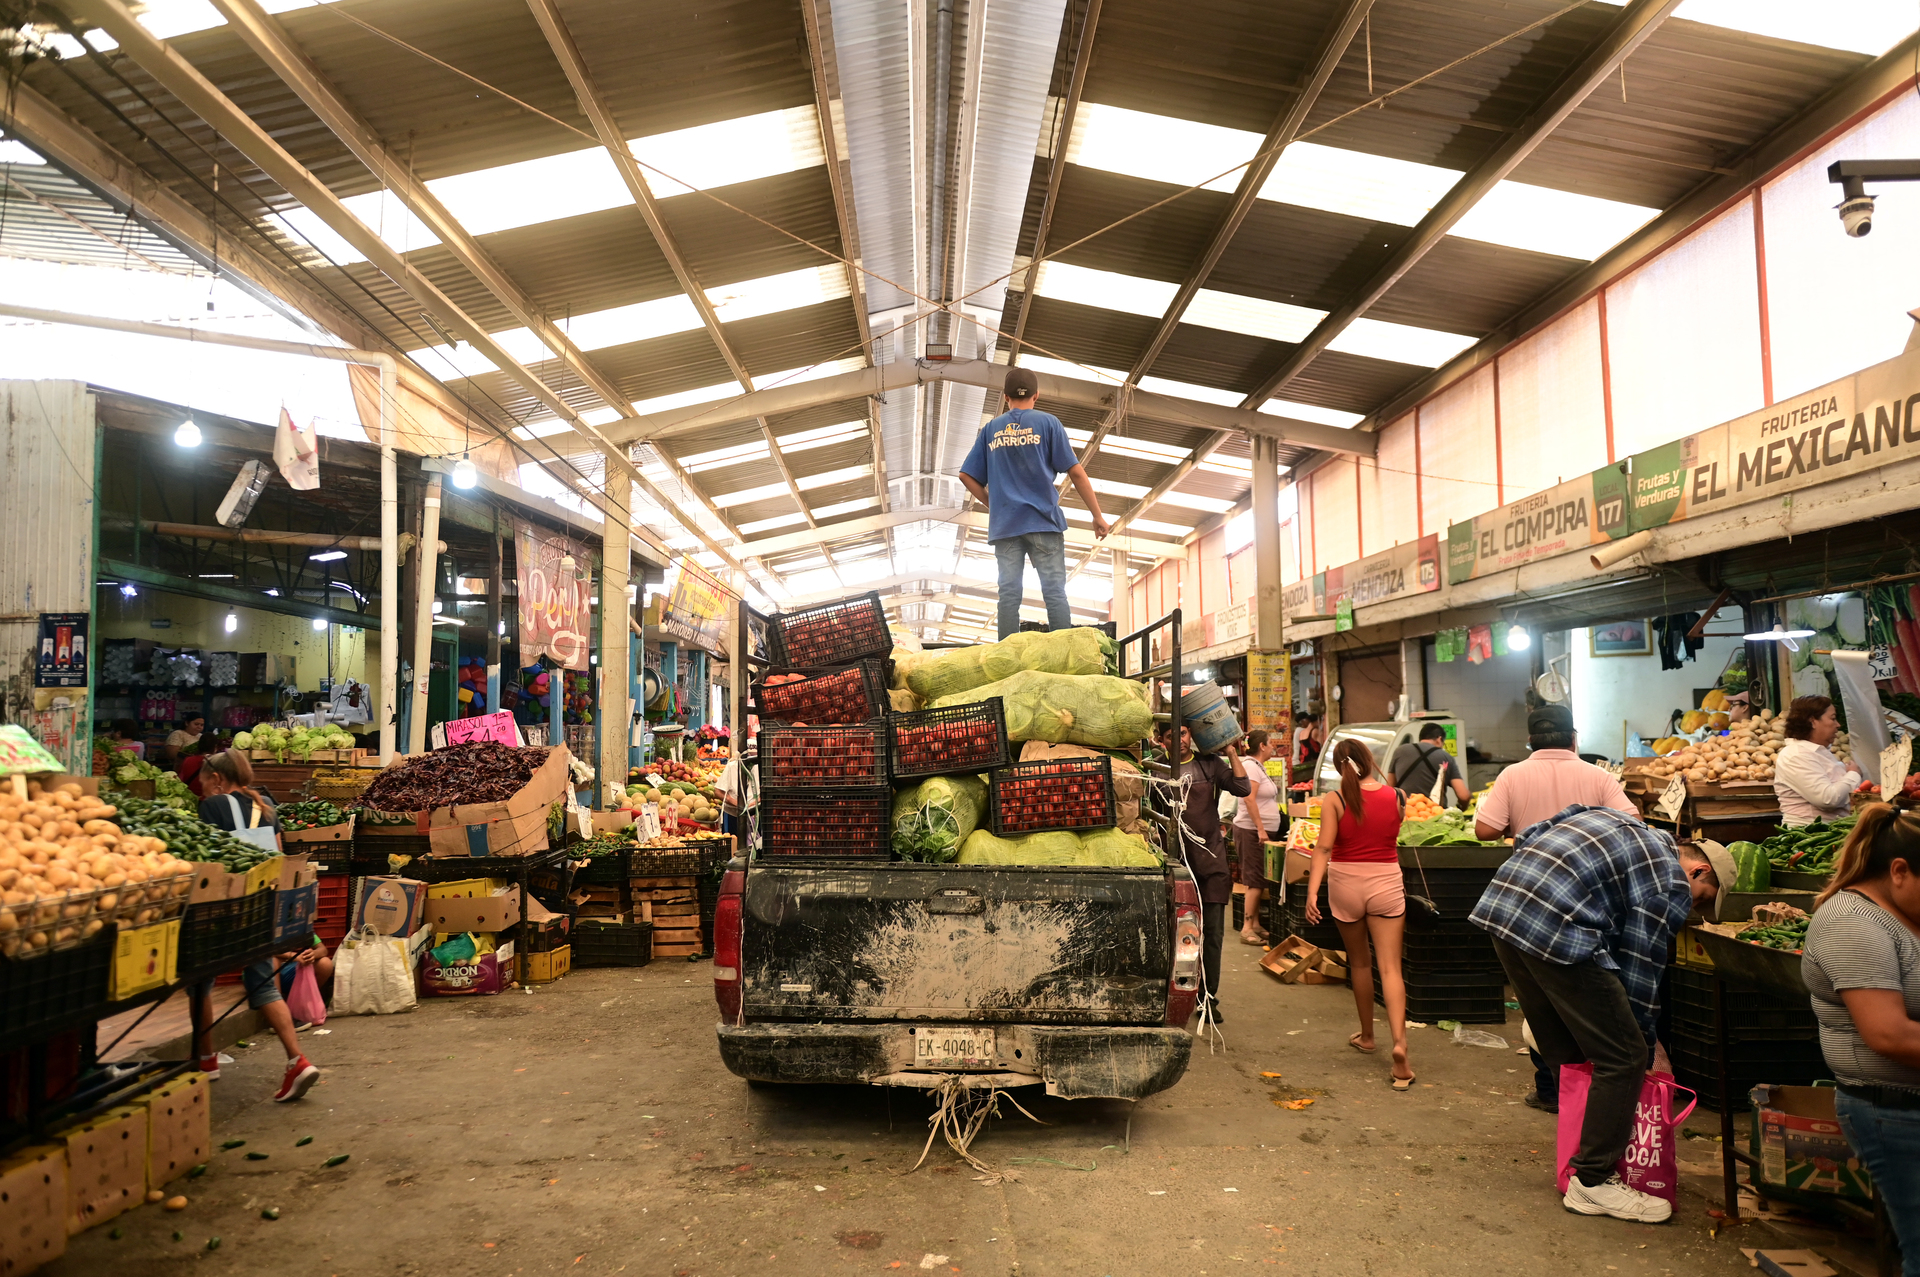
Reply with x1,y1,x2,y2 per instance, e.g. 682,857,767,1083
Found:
508,418,573,441
133,0,224,38
709,265,848,324
1260,141,1460,226
751,356,868,390
419,342,499,381
1454,183,1659,261
795,464,873,492
1327,318,1478,368
1183,290,1326,344
1138,376,1243,408
813,497,881,519
270,207,365,268
1066,103,1255,194
1197,455,1259,478
560,294,703,350
1670,0,1917,54
777,422,868,455
1016,354,1127,385
427,148,630,237
1087,476,1150,500
0,140,44,165
1152,489,1236,514
629,380,740,417
1260,399,1365,429
1033,261,1178,319
1131,515,1194,537
681,439,771,473
710,478,793,509
737,511,809,535
1102,436,1192,463
632,106,824,198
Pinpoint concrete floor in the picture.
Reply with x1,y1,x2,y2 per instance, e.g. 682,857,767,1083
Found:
53,936,1870,1277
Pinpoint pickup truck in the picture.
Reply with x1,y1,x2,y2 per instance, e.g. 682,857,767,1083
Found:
711,859,1200,1099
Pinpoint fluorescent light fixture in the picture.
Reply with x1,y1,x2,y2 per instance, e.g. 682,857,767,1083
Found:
308,550,348,562
1032,260,1178,319
1260,399,1366,429
1745,622,1817,652
1327,318,1478,368
631,106,824,197
1065,103,1253,194
223,610,238,634
1670,0,1917,54
1452,183,1658,261
312,617,328,632
433,616,465,627
1182,290,1326,344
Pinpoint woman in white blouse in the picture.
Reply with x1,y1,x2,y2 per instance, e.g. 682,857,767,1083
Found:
1774,695,1861,827
1233,729,1285,946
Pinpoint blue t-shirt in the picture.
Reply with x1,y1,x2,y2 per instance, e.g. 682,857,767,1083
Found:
959,409,1077,542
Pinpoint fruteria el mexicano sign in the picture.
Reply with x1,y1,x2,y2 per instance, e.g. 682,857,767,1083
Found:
1631,345,1920,528
1447,471,1630,585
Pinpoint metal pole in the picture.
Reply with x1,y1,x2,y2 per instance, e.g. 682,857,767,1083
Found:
407,476,444,753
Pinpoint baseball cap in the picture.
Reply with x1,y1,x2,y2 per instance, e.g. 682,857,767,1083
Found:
1526,703,1574,736
1694,840,1739,922
1004,367,1038,399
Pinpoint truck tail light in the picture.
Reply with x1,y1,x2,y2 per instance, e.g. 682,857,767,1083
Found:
713,868,745,1023
1167,873,1201,1026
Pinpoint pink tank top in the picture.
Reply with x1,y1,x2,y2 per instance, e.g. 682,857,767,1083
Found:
1331,784,1402,864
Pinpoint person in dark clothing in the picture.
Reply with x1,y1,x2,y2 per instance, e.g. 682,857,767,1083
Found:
1173,725,1250,1025
197,750,278,834
1387,723,1469,807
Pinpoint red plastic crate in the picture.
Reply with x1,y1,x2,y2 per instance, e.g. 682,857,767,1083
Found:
758,721,889,791
769,592,891,668
753,660,889,725
989,756,1115,836
887,698,1009,779
758,790,891,858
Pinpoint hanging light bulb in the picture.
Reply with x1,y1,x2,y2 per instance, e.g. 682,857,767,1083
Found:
174,418,202,448
560,553,576,572
224,610,238,634
451,454,478,489
1507,624,1531,651
312,617,327,632
119,582,138,599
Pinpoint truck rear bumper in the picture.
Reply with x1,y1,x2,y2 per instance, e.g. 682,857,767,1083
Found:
716,1023,1192,1101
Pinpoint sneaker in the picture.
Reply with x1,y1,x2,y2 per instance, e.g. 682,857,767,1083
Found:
1563,1172,1672,1223
1524,1089,1559,1114
272,1056,320,1103
198,1054,220,1082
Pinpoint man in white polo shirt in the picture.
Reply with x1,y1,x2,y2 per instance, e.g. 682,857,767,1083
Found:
1475,704,1636,841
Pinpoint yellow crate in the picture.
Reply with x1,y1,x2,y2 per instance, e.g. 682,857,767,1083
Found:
132,1074,209,1189
517,945,570,985
0,1145,67,1271
55,1104,147,1236
1675,930,1716,972
109,919,179,1001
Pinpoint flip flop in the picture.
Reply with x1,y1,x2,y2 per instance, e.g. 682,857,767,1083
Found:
1391,1073,1416,1092
1240,933,1268,946
1348,1033,1376,1054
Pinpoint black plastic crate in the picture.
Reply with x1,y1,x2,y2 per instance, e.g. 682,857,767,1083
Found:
888,699,1011,779
1279,879,1343,950
272,881,319,948
990,756,1115,836
760,789,892,858
769,591,891,668
759,720,889,791
178,890,275,975
1668,965,1818,1042
1385,970,1511,1024
1402,927,1502,972
753,660,891,726
572,919,654,968
0,930,112,1042
574,848,631,885
1668,1030,1827,1101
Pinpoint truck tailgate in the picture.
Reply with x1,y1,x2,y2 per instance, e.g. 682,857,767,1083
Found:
741,862,1172,1025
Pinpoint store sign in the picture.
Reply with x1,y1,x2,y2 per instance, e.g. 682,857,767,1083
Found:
1246,650,1292,741
442,710,522,749
1334,599,1353,632
1447,474,1629,585
1210,600,1253,647
35,613,88,688
1281,574,1325,620
1324,534,1442,612
513,518,592,671
659,560,733,653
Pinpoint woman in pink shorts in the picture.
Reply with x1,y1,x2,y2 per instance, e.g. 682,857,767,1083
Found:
1306,738,1414,1089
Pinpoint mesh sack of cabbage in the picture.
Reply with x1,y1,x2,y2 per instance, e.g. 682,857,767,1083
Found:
891,774,988,863
955,825,1160,867
906,628,1116,702
930,670,1151,748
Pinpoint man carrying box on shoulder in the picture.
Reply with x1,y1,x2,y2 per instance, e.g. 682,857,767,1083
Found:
959,367,1110,640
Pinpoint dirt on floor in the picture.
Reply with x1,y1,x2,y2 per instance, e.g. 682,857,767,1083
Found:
50,934,1869,1277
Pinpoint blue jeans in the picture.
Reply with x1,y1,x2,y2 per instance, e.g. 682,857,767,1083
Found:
1835,1088,1920,1276
993,531,1071,639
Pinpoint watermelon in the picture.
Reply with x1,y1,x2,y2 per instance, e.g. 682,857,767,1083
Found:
1726,841,1772,893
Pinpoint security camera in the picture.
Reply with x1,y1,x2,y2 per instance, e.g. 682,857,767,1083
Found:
1840,194,1875,238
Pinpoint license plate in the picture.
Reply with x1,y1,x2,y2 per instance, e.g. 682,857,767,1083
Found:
914,1027,995,1067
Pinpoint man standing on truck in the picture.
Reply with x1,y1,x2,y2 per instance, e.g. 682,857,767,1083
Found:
959,367,1111,640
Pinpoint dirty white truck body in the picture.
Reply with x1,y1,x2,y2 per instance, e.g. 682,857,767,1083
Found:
712,858,1200,1100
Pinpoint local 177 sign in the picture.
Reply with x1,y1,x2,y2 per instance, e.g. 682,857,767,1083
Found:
1447,472,1628,586
514,518,592,670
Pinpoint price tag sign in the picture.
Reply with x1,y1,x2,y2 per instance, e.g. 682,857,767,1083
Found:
1656,775,1688,822
646,772,664,788
1870,645,1900,681
1879,735,1911,797
443,710,520,749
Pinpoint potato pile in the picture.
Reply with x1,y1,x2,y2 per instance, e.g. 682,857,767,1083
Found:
0,780,191,957
1645,710,1804,784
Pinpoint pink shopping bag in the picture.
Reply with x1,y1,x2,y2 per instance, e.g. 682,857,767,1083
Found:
1554,1066,1696,1202
287,963,328,1027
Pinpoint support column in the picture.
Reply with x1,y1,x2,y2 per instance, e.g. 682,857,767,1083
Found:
486,519,503,714
599,483,632,808
407,476,444,754
1109,545,1132,638
1252,435,1285,652
727,594,747,758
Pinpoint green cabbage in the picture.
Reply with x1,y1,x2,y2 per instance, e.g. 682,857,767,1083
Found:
931,670,1151,748
907,628,1115,702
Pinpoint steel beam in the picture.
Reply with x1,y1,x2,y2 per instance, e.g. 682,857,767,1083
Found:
1242,0,1683,406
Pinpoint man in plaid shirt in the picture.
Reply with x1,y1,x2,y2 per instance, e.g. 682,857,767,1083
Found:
1470,804,1723,1223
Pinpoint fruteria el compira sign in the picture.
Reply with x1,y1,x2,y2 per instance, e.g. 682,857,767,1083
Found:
1447,472,1629,585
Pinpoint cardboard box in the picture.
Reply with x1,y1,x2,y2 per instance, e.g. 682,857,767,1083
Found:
427,887,557,934
1750,1085,1874,1203
185,853,284,905
517,944,570,985
352,876,427,936
134,1073,209,1188
424,744,570,857
0,1145,67,1270
273,881,319,947
57,1105,147,1235
277,853,317,891
420,938,514,996
281,817,354,846
426,877,509,901
110,919,179,1001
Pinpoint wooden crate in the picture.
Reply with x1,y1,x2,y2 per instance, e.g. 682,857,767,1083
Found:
651,924,703,957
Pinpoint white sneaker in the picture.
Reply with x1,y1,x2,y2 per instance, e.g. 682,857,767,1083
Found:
1563,1173,1672,1223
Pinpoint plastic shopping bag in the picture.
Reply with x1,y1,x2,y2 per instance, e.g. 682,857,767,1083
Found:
330,924,417,1016
1554,1066,1696,1202
286,962,328,1027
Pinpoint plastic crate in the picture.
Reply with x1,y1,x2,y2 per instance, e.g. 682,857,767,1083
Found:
177,891,275,975
769,591,891,668
1279,880,1344,950
990,756,1115,836
759,789,892,859
1385,970,1511,1024
1668,1029,1827,1100
313,874,352,949
1668,965,1818,1042
759,720,889,791
1402,925,1502,972
753,660,890,726
0,930,112,1040
572,919,654,967
888,699,1011,780
272,881,319,948
574,849,631,885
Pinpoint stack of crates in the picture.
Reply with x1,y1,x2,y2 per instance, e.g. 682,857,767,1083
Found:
630,846,709,958
1392,853,1510,1024
1666,960,1825,1099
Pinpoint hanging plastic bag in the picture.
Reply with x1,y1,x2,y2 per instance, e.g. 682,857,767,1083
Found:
286,961,328,1027
1554,1066,1696,1203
